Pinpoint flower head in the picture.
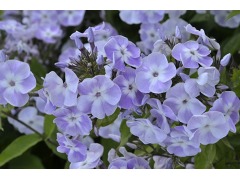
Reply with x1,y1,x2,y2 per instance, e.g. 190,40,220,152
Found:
135,52,176,93
0,60,36,107
78,75,121,119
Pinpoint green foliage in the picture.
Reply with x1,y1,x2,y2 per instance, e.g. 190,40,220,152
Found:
195,144,216,169
190,13,212,23
101,138,119,166
0,134,42,167
8,152,44,169
96,108,120,127
119,119,131,147
227,11,240,20
29,58,47,84
231,68,240,97
222,33,240,55
44,115,55,139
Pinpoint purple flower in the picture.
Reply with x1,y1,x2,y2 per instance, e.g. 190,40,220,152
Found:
0,49,7,63
148,98,177,133
126,118,167,144
210,11,240,28
153,156,173,169
108,147,150,169
119,11,142,24
98,112,123,142
55,47,81,69
8,107,44,134
210,91,240,133
0,60,36,107
78,75,121,119
93,22,118,42
153,40,172,56
135,52,176,93
220,53,231,67
70,143,103,169
187,111,230,145
172,40,213,68
58,10,85,26
113,67,144,109
185,24,220,50
165,126,201,157
43,68,79,107
139,23,161,50
159,18,189,42
57,133,87,163
35,24,62,44
35,88,56,115
184,67,220,97
163,83,206,123
104,35,141,71
53,106,92,136
25,11,57,25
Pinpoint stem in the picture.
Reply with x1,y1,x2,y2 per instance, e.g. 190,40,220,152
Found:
2,111,58,147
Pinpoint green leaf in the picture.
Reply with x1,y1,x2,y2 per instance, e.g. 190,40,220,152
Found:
44,125,67,160
0,134,42,167
222,33,240,55
227,10,240,20
231,68,240,97
44,115,55,139
101,138,119,166
29,58,47,84
9,153,44,169
96,108,120,127
0,118,3,131
195,144,216,169
190,13,211,23
119,119,131,147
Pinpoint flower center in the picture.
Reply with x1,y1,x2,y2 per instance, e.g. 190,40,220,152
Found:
95,92,101,97
63,82,68,88
152,72,159,77
182,99,188,104
128,84,133,90
9,80,15,87
69,116,77,122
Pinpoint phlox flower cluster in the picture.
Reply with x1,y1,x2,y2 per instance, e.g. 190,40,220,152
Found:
0,10,239,169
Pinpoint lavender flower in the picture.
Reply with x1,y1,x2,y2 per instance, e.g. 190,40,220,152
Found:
113,67,144,109
98,112,123,142
43,68,79,107
58,10,85,26
53,106,92,136
70,143,104,169
0,60,36,107
187,111,230,145
185,24,220,50
135,52,176,93
108,147,150,169
57,133,87,163
138,23,161,51
35,24,62,44
153,156,173,169
8,107,44,134
78,75,121,119
104,35,141,71
126,118,167,144
164,83,206,123
35,88,56,115
165,126,201,157
210,91,240,133
55,47,81,69
184,67,220,97
172,40,213,68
